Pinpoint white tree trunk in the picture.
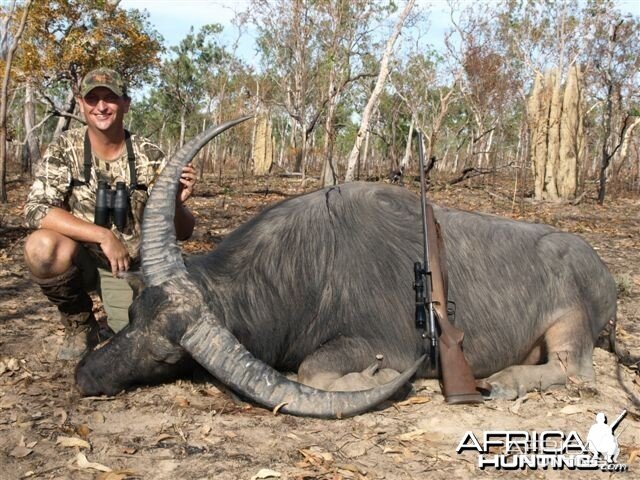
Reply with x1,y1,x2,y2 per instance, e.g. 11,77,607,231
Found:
321,66,339,187
53,89,76,138
362,129,371,179
400,115,414,170
612,116,640,178
485,128,495,170
1,0,32,202
344,0,415,182
23,79,40,172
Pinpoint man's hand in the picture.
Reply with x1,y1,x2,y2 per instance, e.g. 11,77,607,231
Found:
40,207,131,275
99,229,130,275
176,164,197,205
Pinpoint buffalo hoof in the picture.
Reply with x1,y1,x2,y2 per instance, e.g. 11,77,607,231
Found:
484,368,528,400
485,381,521,400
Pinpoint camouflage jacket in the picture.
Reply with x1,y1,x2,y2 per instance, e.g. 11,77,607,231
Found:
24,127,166,265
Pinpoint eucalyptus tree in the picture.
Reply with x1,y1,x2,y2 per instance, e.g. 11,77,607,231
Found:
580,0,640,203
344,0,416,182
0,0,32,203
391,49,461,176
127,89,169,143
448,1,528,179
452,0,640,202
157,25,221,149
247,0,325,175
147,23,252,177
246,0,397,179
447,0,593,200
1,0,161,198
313,0,397,185
11,0,161,138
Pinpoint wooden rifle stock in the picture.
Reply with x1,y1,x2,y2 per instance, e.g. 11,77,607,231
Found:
416,130,482,404
425,204,483,404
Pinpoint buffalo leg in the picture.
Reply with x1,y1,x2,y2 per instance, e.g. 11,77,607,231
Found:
297,337,402,391
485,308,595,399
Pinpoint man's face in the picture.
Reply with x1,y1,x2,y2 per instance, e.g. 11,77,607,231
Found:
79,86,130,134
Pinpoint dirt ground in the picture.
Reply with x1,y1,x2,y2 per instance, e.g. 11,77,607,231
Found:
1,173,639,480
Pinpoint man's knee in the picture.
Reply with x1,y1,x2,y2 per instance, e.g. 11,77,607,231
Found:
24,229,77,277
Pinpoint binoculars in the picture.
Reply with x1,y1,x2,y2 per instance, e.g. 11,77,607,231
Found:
95,181,129,231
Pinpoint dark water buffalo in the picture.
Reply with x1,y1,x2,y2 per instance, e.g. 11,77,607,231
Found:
75,117,617,418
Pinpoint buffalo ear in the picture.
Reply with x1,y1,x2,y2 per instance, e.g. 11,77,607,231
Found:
118,271,146,299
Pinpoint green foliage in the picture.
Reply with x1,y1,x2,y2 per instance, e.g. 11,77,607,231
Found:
13,0,163,90
129,23,253,157
248,0,396,172
3,0,640,185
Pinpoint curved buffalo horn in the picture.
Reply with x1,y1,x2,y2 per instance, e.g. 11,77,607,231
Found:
141,115,253,287
181,314,425,419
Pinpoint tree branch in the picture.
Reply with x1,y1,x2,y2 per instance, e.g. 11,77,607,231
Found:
18,113,54,144
447,162,514,186
39,94,85,125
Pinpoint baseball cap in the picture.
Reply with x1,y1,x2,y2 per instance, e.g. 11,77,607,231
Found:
80,68,127,97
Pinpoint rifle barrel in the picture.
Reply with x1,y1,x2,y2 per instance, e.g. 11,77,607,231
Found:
417,131,438,368
417,132,430,273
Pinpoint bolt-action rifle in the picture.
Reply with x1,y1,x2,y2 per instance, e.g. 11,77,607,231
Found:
414,131,484,404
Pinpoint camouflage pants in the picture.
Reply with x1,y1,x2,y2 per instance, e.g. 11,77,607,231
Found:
76,246,134,333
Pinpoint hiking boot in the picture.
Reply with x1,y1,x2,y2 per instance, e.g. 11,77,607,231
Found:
33,265,113,360
58,312,114,360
